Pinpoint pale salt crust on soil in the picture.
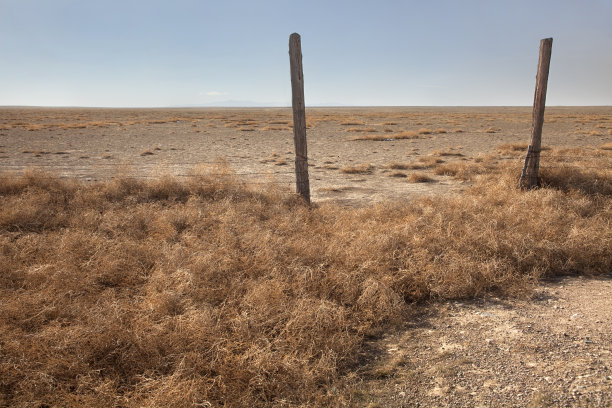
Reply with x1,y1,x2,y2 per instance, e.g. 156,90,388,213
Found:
1,106,611,407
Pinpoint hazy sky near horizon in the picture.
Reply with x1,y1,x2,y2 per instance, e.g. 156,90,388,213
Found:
1,0,611,107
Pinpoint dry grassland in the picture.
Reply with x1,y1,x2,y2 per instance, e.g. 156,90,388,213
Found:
1,151,611,407
0,107,611,406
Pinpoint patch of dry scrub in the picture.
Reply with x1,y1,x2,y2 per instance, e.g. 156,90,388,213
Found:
340,164,376,174
351,131,420,141
407,173,435,183
497,143,551,156
345,127,377,133
0,161,610,407
433,160,491,180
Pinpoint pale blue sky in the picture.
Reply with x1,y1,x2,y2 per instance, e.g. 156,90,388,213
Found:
1,0,611,107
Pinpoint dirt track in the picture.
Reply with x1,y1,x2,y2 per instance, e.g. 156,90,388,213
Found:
359,275,612,407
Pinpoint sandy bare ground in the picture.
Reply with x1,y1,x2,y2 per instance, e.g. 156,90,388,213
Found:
357,275,612,407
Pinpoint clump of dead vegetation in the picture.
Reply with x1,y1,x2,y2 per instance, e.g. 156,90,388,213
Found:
351,131,420,141
407,172,435,183
345,127,378,133
433,159,496,180
497,143,551,156
340,163,376,174
0,156,610,407
351,127,460,142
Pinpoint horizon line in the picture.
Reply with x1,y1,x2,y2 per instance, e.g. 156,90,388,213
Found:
2,104,612,109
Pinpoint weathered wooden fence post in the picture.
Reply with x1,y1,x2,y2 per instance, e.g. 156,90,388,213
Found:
520,37,553,189
289,33,310,203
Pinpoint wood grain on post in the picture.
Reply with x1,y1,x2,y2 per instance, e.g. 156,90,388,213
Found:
520,37,553,189
289,33,310,203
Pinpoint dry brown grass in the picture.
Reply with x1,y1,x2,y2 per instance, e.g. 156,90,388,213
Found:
346,127,378,133
17,118,198,131
539,165,612,196
407,173,434,183
340,163,376,174
497,143,553,156
0,155,610,407
599,142,612,150
350,135,390,141
385,157,445,172
386,163,413,170
352,131,420,141
430,149,465,157
497,142,529,154
391,131,420,139
0,108,221,132
262,126,287,131
433,160,494,180
418,156,445,167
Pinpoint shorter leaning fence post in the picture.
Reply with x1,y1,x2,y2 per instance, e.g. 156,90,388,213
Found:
520,37,553,189
289,32,310,203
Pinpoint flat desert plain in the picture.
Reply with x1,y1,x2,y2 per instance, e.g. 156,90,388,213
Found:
1,106,610,204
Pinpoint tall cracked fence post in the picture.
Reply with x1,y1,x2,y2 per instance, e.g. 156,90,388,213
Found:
520,37,553,189
289,33,310,203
